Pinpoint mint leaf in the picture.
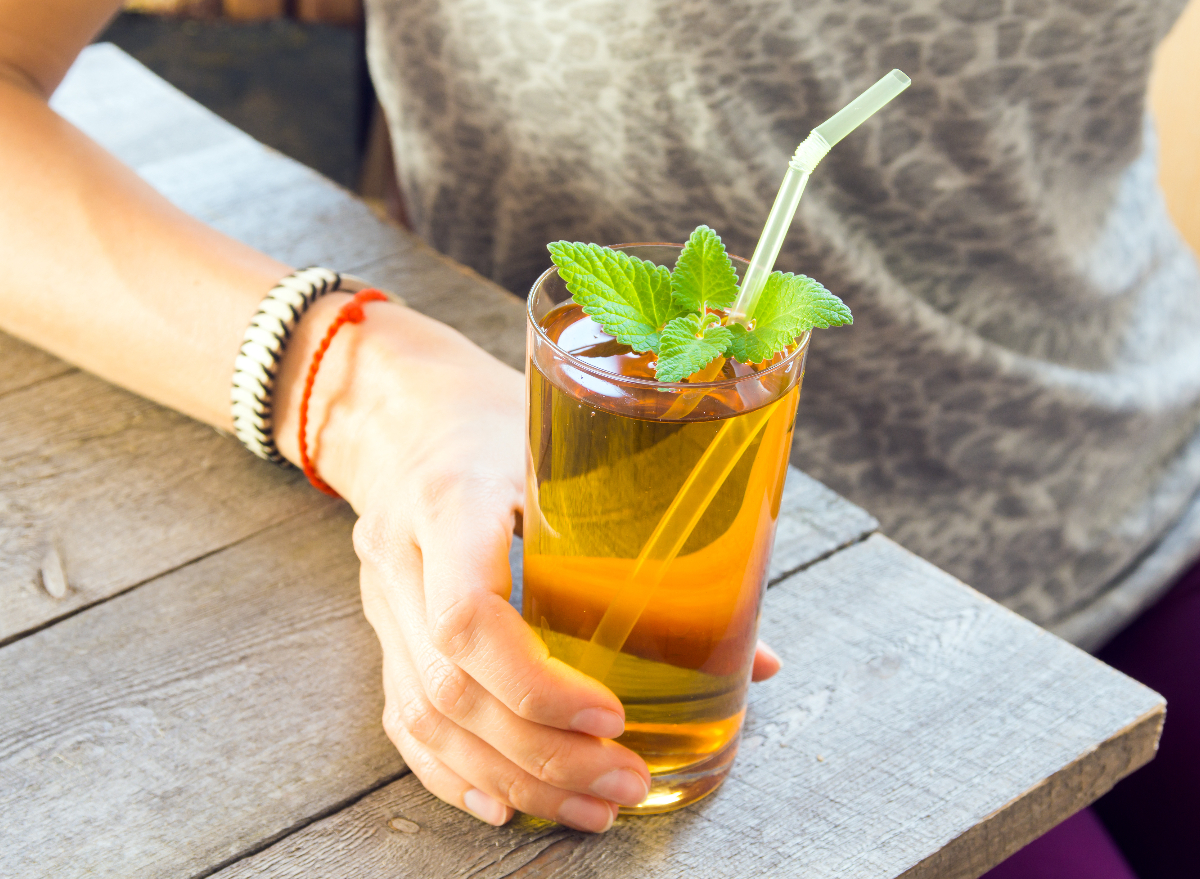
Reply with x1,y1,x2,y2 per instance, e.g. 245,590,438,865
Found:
728,271,852,364
670,225,739,313
656,313,734,382
548,242,678,353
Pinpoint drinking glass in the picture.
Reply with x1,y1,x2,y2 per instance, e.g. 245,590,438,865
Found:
523,244,808,813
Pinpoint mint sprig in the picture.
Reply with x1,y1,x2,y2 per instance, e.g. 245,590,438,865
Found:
728,272,851,365
670,225,739,314
656,312,734,382
548,225,851,381
548,242,679,353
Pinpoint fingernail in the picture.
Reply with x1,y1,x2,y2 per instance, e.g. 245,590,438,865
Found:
557,795,615,833
589,769,648,807
463,789,509,826
759,642,782,664
570,707,625,739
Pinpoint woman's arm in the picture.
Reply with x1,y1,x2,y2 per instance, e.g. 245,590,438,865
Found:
0,0,655,832
0,0,288,426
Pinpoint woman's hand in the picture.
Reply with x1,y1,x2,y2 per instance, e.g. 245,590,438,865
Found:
271,297,646,831
271,296,781,832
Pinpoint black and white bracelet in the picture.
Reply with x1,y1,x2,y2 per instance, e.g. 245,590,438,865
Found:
230,267,368,463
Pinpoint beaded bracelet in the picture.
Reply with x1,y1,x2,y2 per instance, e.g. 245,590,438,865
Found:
231,267,368,464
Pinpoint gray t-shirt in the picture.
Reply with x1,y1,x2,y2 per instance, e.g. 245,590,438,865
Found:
365,0,1200,649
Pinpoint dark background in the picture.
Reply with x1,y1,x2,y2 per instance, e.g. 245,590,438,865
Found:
98,11,373,190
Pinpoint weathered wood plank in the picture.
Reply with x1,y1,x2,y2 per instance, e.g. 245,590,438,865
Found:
900,709,1163,879
55,45,529,371
0,433,868,877
684,535,1163,879
0,370,333,644
0,506,405,879
0,332,75,398
210,772,789,879
207,535,1164,879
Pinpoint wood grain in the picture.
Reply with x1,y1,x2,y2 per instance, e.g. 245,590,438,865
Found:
0,451,868,877
0,332,75,398
767,466,877,583
0,506,405,879
0,369,333,644
54,45,525,361
134,140,530,370
900,709,1163,879
50,44,240,171
210,536,1164,879
58,45,529,373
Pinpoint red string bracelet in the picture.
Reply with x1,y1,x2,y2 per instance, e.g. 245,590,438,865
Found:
298,288,389,497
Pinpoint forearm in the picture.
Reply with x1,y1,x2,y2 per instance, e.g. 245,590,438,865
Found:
0,73,290,429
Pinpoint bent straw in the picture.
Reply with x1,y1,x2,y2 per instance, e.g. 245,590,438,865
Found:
727,69,910,327
575,396,784,683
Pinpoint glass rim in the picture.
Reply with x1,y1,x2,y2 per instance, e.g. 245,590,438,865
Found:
526,242,811,392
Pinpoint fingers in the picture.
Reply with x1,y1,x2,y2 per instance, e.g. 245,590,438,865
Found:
751,640,782,682
376,625,627,832
380,654,512,827
362,561,648,828
408,496,627,735
393,714,514,827
410,639,650,799
371,621,515,827
355,482,650,828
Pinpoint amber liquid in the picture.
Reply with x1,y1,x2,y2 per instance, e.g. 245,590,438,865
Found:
523,303,800,813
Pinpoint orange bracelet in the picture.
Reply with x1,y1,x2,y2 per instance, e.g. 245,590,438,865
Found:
298,288,389,497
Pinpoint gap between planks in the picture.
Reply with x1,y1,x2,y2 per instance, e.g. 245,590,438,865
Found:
0,502,327,651
188,768,413,879
767,527,874,586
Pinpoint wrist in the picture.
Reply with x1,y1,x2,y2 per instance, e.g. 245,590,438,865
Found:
271,292,430,507
271,291,359,493
272,294,525,512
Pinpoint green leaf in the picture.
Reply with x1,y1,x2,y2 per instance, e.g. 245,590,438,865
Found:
548,241,677,353
655,313,734,382
670,225,740,313
728,271,852,364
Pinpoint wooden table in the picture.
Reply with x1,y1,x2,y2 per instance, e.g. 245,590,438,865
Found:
0,45,1165,879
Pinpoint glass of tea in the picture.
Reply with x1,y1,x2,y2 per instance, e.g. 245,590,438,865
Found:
522,243,809,814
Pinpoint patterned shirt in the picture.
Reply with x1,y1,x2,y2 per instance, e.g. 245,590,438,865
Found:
365,0,1200,649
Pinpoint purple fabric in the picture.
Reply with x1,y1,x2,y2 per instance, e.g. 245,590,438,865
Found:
980,808,1136,879
1094,558,1200,878
981,558,1200,878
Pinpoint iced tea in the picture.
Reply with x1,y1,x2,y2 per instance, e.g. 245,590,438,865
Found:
522,245,808,813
